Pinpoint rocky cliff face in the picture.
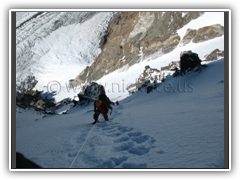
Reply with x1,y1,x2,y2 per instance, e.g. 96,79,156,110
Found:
203,49,224,61
75,12,205,84
180,24,224,46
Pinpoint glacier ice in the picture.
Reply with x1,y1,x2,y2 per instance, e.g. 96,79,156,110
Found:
16,12,116,96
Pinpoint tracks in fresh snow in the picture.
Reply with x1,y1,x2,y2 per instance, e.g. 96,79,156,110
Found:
94,122,156,168
67,106,156,168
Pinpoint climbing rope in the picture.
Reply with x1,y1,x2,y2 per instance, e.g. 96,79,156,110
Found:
69,123,96,168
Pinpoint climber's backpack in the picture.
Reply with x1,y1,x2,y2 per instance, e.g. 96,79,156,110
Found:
99,94,113,110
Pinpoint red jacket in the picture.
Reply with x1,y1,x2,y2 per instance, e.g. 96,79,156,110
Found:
94,100,109,113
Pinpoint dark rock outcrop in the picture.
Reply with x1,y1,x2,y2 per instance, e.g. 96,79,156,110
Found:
17,89,57,114
138,80,158,94
17,89,42,108
180,51,202,74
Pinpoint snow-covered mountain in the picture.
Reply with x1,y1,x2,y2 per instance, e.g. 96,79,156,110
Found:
16,58,224,169
76,12,224,85
16,12,115,98
16,11,224,103
14,11,227,170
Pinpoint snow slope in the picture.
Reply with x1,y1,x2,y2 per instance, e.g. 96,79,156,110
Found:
16,58,224,169
16,12,115,97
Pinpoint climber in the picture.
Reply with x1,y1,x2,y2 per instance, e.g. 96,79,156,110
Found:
99,93,114,110
92,99,109,124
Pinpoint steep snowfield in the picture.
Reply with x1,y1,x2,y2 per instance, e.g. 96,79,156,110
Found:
16,12,115,96
16,58,224,169
15,11,226,169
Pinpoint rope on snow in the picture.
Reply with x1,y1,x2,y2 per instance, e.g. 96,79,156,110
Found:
69,123,96,168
